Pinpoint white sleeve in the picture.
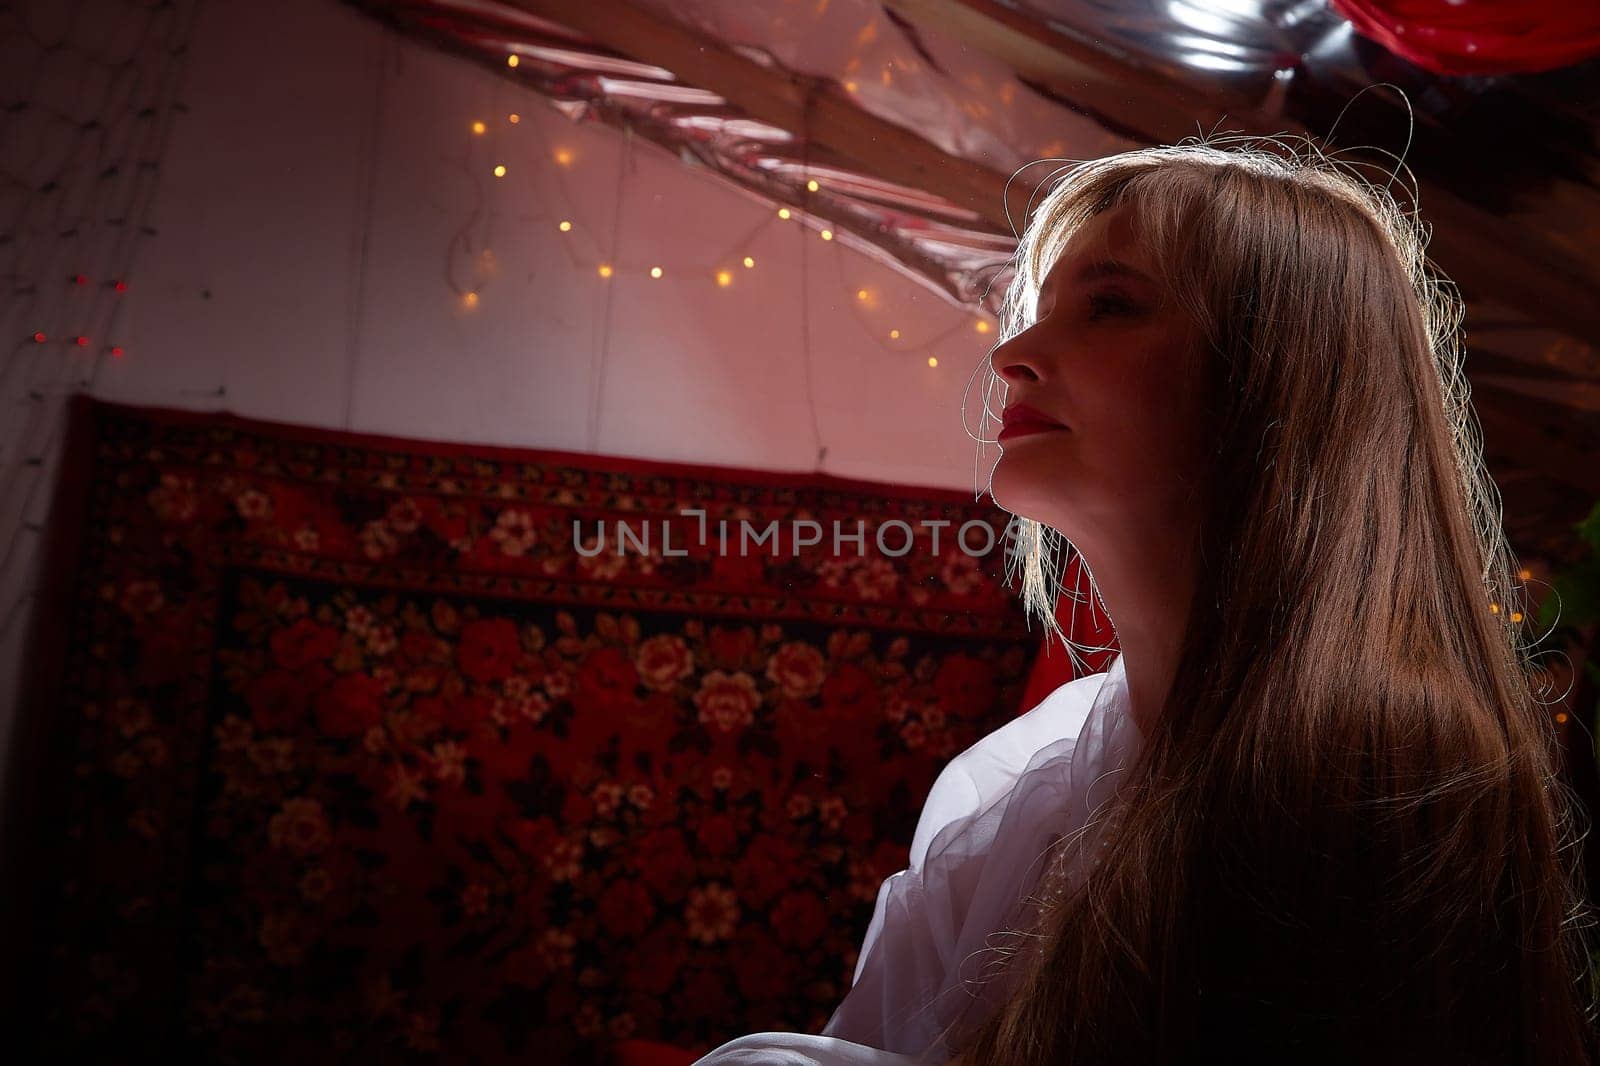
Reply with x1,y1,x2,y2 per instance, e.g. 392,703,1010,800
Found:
818,668,1118,1059
691,1031,927,1065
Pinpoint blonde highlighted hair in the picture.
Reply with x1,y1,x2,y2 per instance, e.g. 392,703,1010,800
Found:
952,132,1598,1063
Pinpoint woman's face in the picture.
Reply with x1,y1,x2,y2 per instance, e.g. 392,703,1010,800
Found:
986,201,1213,546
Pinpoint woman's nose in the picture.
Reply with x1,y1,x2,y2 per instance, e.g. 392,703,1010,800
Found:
989,335,1044,385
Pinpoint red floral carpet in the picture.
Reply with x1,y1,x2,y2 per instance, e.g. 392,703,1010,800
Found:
6,396,1052,1063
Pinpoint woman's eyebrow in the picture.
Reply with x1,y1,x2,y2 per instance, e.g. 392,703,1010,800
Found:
1077,259,1154,286
1041,258,1155,300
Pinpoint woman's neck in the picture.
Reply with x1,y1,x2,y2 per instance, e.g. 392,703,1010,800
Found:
1085,532,1196,739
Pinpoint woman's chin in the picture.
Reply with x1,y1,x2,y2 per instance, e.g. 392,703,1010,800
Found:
988,465,1058,523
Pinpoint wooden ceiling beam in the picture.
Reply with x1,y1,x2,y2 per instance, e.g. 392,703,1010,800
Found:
885,0,1257,145
505,0,1020,236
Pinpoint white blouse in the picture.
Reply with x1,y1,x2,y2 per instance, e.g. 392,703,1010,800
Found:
692,652,1144,1065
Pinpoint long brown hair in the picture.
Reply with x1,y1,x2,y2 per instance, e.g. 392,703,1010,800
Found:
955,136,1599,1063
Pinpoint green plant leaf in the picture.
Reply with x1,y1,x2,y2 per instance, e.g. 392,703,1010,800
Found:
1577,498,1600,554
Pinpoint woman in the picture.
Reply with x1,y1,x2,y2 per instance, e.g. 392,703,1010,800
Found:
694,135,1599,1064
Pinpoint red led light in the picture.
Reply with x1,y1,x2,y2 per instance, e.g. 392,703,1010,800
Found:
111,346,124,357
32,331,46,343
114,281,128,292
74,274,88,285
75,336,89,347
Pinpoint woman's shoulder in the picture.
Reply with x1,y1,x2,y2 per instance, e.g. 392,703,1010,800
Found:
818,661,1125,1057
692,1030,928,1065
954,665,1112,777
908,665,1113,870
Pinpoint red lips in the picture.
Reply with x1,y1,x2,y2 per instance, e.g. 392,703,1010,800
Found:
998,402,1067,442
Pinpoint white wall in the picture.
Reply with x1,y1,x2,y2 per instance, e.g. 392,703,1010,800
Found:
0,0,1004,809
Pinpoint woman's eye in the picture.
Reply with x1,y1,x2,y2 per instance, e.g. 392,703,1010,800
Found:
1087,293,1135,319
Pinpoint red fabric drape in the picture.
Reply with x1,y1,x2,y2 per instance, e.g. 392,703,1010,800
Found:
6,396,1047,1063
1330,0,1600,76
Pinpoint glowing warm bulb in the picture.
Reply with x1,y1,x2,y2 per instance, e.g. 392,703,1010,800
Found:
493,165,506,177
558,221,572,232
508,113,520,124
1489,602,1500,614
472,121,486,134
598,264,613,278
975,320,991,334
716,270,732,287
1518,568,1531,580
650,266,663,278
807,179,819,192
820,229,833,240
507,55,519,67
1557,712,1569,723
1511,611,1523,623
555,149,572,166
927,356,938,367
845,81,858,92
890,329,900,340
464,292,479,307
856,289,868,300
778,208,791,220
743,256,754,268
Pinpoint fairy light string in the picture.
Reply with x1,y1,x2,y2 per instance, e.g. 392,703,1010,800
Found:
0,0,201,648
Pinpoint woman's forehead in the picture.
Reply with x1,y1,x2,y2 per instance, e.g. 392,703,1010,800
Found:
1041,206,1159,293
1053,202,1149,269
